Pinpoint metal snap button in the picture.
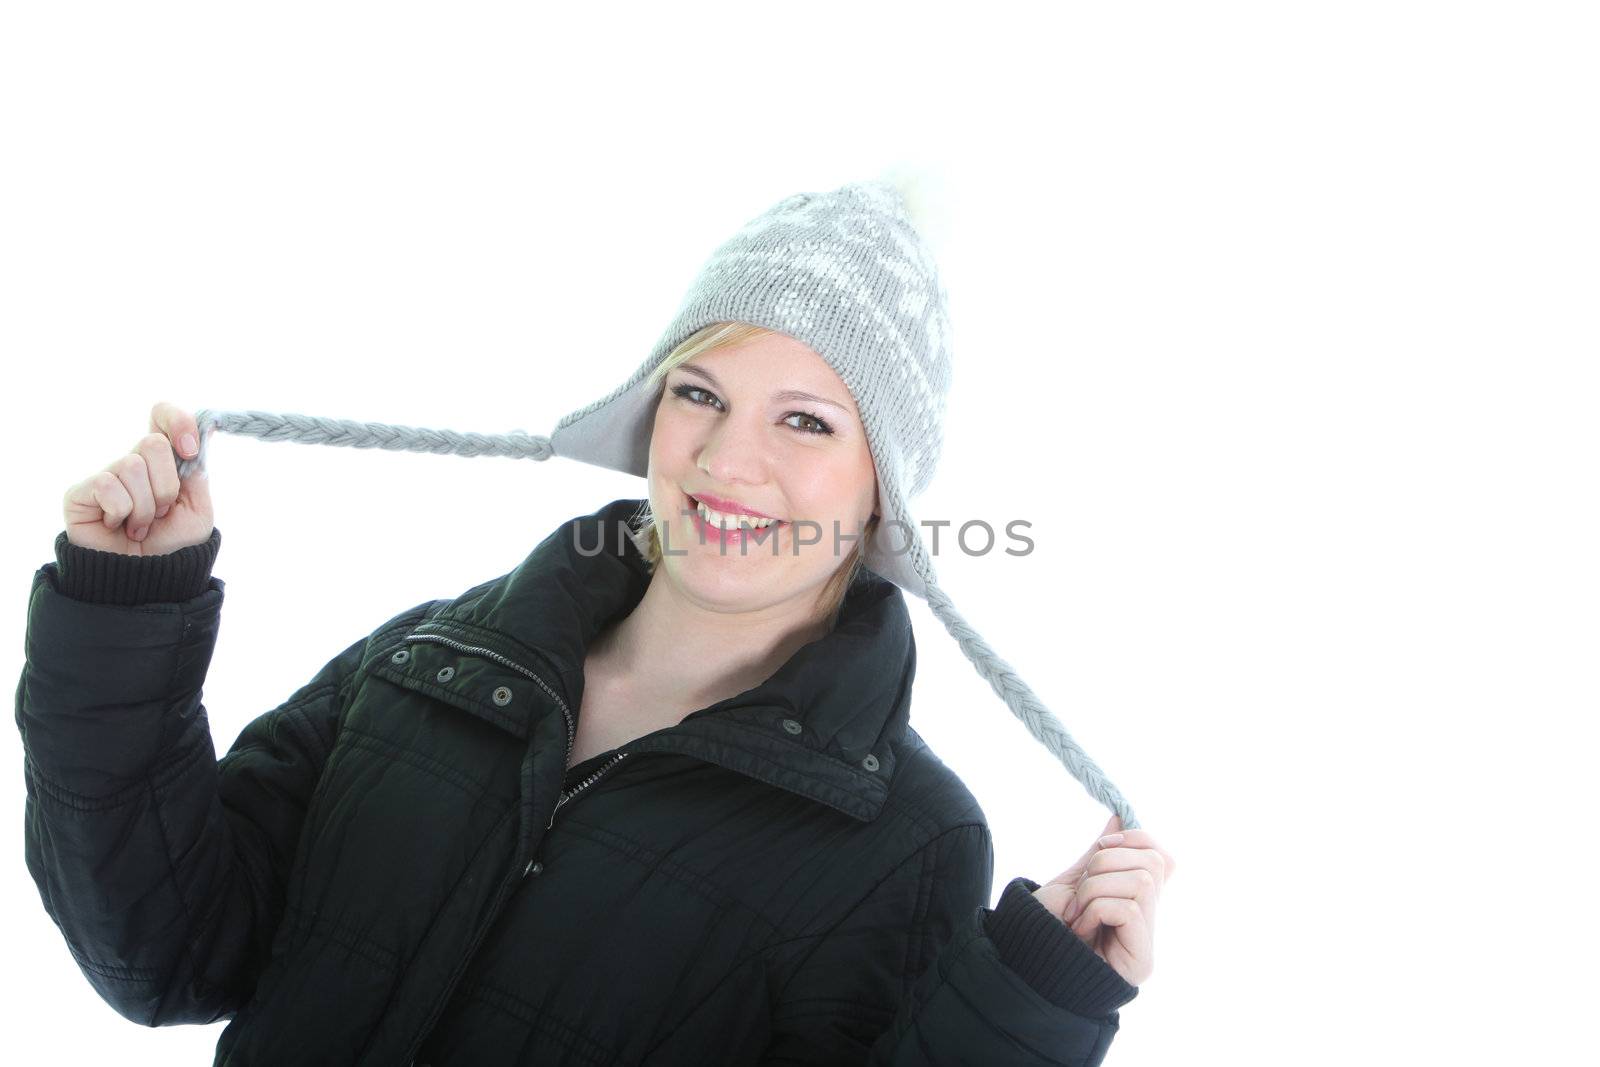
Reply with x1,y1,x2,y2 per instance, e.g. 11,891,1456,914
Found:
435,666,455,683
527,860,543,876
861,754,880,772
781,718,803,735
390,649,410,664
492,685,513,706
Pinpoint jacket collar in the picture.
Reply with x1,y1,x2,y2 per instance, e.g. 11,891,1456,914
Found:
404,497,916,822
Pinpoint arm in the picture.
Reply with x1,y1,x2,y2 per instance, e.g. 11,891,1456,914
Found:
15,529,431,1025
762,822,1138,1066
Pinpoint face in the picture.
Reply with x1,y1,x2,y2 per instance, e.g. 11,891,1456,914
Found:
645,330,879,613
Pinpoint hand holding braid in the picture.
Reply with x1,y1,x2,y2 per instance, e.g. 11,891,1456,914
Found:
63,401,214,556
1033,815,1176,985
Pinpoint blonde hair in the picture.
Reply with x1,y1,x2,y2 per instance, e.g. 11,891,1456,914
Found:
634,321,879,625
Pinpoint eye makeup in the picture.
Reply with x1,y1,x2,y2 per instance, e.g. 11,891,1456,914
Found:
669,382,835,437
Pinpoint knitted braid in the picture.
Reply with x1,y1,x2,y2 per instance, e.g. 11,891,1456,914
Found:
175,409,554,480
921,580,1141,830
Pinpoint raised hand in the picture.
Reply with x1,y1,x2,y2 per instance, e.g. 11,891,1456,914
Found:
1032,814,1176,986
62,401,214,556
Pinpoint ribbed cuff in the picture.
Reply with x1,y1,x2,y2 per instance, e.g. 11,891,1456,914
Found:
51,527,222,606
983,875,1139,1019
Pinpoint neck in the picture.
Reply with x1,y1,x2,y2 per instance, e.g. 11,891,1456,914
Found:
590,569,834,710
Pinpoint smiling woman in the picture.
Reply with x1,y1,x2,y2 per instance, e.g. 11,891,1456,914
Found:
19,178,1166,1066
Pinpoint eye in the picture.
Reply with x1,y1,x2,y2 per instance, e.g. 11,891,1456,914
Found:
785,412,834,436
670,383,723,410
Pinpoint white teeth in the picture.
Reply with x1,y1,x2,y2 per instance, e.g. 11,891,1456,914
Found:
695,499,777,530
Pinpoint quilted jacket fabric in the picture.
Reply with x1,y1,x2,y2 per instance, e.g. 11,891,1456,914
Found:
16,497,1137,1065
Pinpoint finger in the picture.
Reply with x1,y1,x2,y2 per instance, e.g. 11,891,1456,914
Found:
182,455,213,514
150,400,200,460
1078,845,1164,890
1071,896,1151,966
1100,831,1177,883
1042,815,1126,889
1065,867,1161,923
108,452,157,540
1071,891,1146,936
65,471,134,531
1103,829,1176,877
1084,843,1172,885
133,432,181,517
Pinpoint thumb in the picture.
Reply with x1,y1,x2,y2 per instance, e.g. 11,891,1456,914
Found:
179,462,214,523
184,464,213,504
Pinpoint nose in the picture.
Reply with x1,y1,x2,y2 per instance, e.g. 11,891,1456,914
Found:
696,410,772,487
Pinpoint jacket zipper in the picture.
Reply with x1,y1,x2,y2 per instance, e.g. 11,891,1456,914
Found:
540,751,628,840
394,630,579,1066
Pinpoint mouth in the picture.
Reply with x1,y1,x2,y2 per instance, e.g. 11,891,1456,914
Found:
683,490,789,543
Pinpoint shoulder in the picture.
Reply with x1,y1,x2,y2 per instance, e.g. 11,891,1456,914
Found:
813,727,994,934
877,724,990,850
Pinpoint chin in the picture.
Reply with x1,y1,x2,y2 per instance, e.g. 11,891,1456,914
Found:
666,560,766,606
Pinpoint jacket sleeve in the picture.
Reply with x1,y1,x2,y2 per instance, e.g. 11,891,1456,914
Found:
15,529,431,1026
761,821,1138,1066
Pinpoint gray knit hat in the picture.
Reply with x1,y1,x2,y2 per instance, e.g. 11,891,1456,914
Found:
177,179,1140,829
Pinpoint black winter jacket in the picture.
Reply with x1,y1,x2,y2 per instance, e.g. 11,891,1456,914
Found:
17,497,1138,1065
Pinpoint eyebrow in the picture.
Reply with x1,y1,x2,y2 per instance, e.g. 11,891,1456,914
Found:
672,364,852,414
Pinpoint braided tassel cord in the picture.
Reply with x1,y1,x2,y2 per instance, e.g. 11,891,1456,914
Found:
176,407,1140,829
176,409,555,480
922,579,1141,830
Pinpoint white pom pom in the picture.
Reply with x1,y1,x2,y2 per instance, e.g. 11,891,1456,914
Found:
877,161,957,258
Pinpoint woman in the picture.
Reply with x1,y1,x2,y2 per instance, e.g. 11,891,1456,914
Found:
20,181,1173,1064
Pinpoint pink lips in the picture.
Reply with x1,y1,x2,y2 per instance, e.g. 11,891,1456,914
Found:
688,490,781,521
684,490,786,545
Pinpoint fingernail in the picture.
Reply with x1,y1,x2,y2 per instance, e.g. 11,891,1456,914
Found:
155,505,170,519
1099,833,1124,848
131,526,148,540
181,433,198,456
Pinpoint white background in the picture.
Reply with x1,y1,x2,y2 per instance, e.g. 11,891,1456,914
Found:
2,3,1595,1064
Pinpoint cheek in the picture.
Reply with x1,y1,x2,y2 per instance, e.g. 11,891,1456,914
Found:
649,408,693,457
784,460,873,513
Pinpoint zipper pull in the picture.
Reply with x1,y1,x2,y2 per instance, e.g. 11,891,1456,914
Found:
544,750,626,833
545,794,568,831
